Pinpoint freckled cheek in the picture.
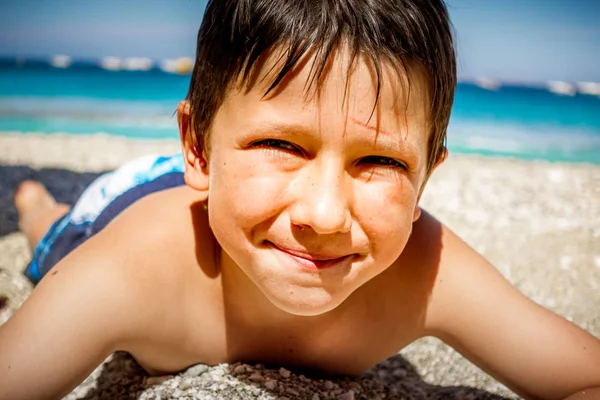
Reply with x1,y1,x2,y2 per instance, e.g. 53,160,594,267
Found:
209,153,291,229
355,183,417,257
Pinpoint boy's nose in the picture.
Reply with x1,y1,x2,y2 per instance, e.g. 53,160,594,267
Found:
289,168,352,235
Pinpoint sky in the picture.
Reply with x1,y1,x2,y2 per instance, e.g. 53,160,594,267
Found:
0,0,598,83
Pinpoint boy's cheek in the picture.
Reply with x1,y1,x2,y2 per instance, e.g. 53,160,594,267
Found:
210,169,289,230
354,187,418,255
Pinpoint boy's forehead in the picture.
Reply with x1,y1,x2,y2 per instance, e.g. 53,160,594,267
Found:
235,47,431,134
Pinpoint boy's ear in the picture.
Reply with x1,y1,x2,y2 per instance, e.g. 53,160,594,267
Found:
177,100,209,192
413,147,448,222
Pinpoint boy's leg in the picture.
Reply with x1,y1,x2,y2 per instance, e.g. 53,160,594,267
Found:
14,181,71,250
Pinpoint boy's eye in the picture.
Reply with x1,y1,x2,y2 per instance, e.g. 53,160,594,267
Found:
360,156,406,170
253,139,299,153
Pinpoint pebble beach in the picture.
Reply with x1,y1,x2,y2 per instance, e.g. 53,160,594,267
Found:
1,133,599,400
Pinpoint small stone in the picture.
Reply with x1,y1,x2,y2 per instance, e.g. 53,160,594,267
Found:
338,391,355,400
377,369,389,379
278,397,290,400
234,365,247,374
183,364,209,377
145,375,173,385
324,381,334,390
172,388,183,398
249,372,264,382
311,394,320,400
279,367,291,378
560,255,573,270
547,168,564,183
180,378,195,390
392,368,407,378
264,380,278,390
286,388,300,396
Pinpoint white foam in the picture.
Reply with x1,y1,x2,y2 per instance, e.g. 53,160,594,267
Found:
99,56,122,71
547,81,576,96
50,55,71,68
99,56,154,71
576,82,600,96
473,77,501,91
122,57,153,71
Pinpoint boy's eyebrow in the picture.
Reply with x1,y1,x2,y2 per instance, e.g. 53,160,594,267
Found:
250,122,313,138
348,117,420,159
250,121,420,158
252,120,398,141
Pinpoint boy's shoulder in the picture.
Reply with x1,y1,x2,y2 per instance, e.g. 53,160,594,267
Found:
115,184,203,242
100,184,217,287
106,185,209,257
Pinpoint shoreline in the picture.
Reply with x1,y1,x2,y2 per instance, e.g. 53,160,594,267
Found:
1,131,600,171
1,132,599,399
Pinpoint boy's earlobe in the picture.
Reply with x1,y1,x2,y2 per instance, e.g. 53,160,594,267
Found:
177,100,210,192
183,145,210,192
413,205,422,222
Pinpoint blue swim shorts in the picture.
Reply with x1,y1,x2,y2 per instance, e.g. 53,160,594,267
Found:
24,153,185,284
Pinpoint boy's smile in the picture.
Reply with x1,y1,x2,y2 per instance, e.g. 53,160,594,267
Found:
183,49,432,316
265,240,357,270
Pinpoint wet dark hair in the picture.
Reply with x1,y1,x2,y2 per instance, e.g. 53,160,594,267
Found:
186,0,456,173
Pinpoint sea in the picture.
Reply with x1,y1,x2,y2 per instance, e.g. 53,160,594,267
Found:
1,60,599,164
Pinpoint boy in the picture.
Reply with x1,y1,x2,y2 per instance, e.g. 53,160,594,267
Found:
1,0,599,399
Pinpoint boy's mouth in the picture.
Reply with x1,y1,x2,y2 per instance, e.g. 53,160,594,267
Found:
265,241,354,270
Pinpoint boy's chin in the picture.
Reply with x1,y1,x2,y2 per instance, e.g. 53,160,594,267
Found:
263,287,348,317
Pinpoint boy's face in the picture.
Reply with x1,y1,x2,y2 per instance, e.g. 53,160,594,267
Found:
184,51,434,316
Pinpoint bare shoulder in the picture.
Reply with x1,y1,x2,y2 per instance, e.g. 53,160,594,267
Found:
109,184,202,251
102,185,217,301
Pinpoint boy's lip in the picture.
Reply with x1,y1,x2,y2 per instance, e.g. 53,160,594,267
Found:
266,241,354,269
267,241,349,260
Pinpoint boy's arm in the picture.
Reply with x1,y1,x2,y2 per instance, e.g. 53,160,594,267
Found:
423,221,600,400
0,232,146,400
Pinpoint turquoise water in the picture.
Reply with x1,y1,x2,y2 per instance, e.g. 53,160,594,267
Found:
1,62,599,164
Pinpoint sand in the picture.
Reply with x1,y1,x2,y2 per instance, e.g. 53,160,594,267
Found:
1,133,599,400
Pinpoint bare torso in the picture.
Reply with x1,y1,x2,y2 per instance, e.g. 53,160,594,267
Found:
119,185,439,376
